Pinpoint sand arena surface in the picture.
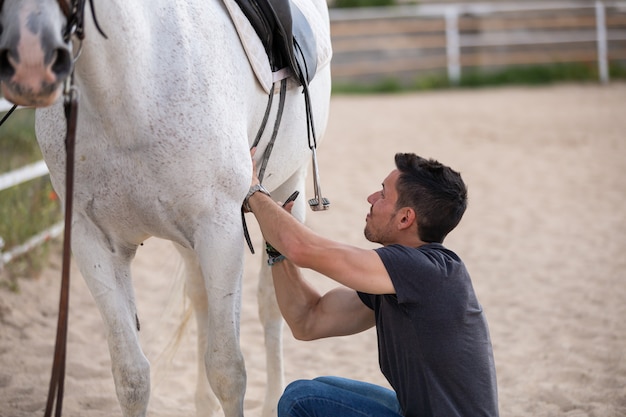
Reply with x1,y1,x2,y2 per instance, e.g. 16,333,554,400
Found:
1,83,625,416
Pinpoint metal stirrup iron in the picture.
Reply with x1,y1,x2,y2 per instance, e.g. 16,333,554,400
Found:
308,146,330,211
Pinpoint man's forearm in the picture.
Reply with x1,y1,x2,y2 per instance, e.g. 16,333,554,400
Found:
247,190,323,339
271,259,322,340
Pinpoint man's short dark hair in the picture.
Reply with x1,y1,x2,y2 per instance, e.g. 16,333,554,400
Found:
394,153,468,243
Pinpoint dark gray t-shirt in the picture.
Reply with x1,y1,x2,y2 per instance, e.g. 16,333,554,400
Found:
358,243,499,417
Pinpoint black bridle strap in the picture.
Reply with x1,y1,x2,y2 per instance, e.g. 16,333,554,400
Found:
63,0,108,42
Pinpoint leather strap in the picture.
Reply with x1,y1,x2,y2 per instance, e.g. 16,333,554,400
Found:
44,83,78,417
242,78,287,254
258,79,287,183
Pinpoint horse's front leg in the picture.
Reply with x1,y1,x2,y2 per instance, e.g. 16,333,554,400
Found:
71,219,150,417
194,212,247,417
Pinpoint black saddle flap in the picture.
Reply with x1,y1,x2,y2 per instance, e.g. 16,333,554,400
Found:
233,0,317,85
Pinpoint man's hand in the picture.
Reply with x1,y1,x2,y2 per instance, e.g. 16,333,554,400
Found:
243,148,267,213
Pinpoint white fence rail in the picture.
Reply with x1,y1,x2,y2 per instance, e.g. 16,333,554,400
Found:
0,99,63,270
0,160,49,192
329,0,626,84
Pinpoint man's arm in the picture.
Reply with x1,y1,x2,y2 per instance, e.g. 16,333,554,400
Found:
271,258,375,340
247,190,395,295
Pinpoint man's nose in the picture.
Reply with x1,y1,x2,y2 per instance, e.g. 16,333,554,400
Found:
367,192,379,205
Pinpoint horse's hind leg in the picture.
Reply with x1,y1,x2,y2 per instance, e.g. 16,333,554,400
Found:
71,223,150,417
187,220,247,417
258,172,307,417
257,254,284,417
174,244,221,417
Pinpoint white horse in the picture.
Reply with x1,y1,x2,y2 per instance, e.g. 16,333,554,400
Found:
0,0,331,416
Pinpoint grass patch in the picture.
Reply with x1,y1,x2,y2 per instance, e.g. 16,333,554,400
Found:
332,62,626,94
0,109,41,169
333,0,395,8
0,108,62,291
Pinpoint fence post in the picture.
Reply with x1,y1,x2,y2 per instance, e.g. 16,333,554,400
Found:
445,5,461,85
595,0,609,84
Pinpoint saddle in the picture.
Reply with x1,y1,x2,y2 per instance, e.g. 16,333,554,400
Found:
223,0,331,93
234,0,317,86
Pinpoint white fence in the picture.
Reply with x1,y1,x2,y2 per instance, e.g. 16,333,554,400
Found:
329,0,626,85
0,99,63,270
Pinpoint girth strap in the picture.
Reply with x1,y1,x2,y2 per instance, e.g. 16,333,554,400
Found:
243,78,288,254
258,80,287,183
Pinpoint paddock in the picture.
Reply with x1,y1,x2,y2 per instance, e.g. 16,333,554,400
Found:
1,83,625,417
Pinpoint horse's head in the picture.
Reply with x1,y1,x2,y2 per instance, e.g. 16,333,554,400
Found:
0,0,74,106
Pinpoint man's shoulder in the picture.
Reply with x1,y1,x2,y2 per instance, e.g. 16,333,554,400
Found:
376,243,465,278
376,243,457,259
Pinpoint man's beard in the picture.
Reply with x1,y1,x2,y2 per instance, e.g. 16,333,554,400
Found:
364,213,397,246
363,223,383,245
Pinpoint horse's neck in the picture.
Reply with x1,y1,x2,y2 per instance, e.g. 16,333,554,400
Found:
78,1,230,93
75,0,243,124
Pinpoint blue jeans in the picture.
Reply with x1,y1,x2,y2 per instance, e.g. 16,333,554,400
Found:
278,376,403,417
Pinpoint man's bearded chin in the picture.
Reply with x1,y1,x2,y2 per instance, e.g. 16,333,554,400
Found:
364,226,378,244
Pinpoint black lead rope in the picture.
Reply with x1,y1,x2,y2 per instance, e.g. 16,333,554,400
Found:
44,81,78,417
0,104,18,126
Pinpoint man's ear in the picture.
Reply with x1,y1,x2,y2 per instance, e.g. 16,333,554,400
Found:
397,207,417,231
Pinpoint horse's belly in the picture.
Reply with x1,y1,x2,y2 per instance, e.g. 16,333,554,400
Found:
35,112,251,248
76,145,249,245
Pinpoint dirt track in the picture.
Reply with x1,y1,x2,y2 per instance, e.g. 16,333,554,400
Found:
1,83,625,417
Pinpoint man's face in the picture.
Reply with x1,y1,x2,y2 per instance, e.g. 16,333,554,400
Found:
364,169,402,246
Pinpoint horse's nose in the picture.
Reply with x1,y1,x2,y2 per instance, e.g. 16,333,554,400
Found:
0,41,72,106
0,45,72,81
49,46,73,79
0,47,19,79
0,0,74,106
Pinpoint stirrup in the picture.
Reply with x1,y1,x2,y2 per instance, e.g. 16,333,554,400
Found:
308,147,330,211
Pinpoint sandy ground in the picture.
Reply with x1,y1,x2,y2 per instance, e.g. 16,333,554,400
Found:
1,83,625,417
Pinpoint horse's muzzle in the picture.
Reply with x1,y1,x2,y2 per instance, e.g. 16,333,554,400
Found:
0,44,73,107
